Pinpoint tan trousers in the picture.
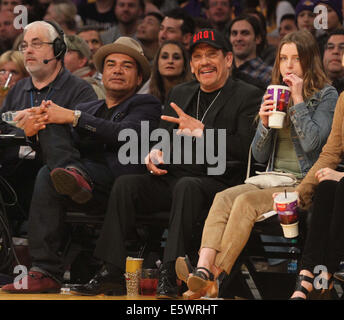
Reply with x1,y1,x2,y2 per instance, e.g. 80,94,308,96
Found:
200,183,296,274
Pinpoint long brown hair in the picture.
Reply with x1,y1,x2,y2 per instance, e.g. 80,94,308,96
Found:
149,40,192,104
271,30,330,101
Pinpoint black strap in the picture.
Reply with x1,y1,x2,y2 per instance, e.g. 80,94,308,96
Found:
193,267,214,281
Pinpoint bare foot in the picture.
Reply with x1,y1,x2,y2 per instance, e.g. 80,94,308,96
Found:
290,269,314,299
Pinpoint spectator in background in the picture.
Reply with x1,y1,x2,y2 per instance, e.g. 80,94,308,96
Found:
249,0,295,47
78,0,116,30
315,0,343,56
0,50,28,107
101,0,145,44
295,0,316,36
148,40,192,104
158,8,195,49
77,26,103,58
77,26,103,81
229,14,272,90
0,0,22,12
136,11,163,63
279,14,298,40
0,10,22,54
44,0,83,35
204,0,233,37
323,29,344,93
64,35,105,98
244,8,276,66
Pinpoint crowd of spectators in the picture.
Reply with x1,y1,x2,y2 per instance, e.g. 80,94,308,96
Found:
1,0,344,301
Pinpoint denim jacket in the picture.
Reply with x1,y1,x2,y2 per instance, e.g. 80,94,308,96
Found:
251,85,338,177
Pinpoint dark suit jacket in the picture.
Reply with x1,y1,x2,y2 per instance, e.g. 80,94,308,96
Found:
71,93,162,178
162,77,264,185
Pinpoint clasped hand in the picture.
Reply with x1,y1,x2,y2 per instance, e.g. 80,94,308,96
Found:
14,100,73,136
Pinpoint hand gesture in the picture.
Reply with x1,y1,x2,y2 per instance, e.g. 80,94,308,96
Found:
315,167,344,182
144,149,168,176
15,108,48,136
282,73,304,105
161,102,204,137
259,94,274,128
38,100,74,124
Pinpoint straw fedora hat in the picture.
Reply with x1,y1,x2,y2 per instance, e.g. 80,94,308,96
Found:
93,37,151,83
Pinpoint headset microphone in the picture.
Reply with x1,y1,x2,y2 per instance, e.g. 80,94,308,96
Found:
43,57,55,64
43,49,64,64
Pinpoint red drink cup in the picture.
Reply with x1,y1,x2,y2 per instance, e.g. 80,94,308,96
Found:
274,192,299,238
267,85,291,129
140,269,159,296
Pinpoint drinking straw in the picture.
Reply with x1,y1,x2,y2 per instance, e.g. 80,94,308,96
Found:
4,72,12,88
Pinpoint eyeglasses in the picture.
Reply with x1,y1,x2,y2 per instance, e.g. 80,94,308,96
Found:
18,40,53,52
325,43,344,52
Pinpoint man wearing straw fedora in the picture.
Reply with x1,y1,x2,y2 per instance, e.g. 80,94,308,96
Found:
2,37,161,293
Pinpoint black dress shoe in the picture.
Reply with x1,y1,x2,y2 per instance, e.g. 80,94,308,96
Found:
70,266,126,296
156,265,179,299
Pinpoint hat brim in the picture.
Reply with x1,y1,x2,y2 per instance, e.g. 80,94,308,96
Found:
93,43,151,83
189,39,229,54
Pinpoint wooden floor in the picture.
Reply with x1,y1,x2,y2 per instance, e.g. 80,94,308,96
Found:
0,289,160,300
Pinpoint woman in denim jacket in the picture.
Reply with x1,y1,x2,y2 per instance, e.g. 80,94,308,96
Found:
174,31,338,299
252,84,337,177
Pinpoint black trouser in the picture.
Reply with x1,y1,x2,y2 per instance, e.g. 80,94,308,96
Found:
94,172,229,272
28,124,115,281
301,178,344,274
0,123,87,224
28,162,114,282
0,159,42,224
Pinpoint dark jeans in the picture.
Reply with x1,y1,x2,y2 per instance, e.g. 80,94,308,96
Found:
301,178,344,274
0,159,42,223
94,172,229,272
28,124,115,281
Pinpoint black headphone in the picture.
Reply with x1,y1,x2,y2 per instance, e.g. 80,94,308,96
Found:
45,20,67,60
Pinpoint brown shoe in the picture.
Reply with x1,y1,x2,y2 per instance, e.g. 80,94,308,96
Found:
50,167,93,204
1,271,61,293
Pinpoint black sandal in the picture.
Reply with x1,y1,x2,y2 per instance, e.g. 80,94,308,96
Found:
290,274,314,300
187,266,215,293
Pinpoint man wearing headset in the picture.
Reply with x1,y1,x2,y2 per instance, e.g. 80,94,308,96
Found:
0,21,97,236
1,32,162,293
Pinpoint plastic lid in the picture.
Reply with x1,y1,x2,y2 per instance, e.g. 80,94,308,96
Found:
275,192,298,204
